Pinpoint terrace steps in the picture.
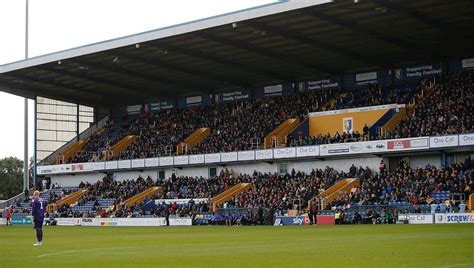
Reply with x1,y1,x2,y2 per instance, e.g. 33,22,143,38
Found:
50,189,89,212
104,135,137,160
122,186,163,208
176,128,211,155
263,118,300,148
210,183,253,212
309,178,360,210
56,140,86,164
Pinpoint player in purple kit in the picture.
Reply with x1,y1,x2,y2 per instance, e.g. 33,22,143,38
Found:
31,190,46,246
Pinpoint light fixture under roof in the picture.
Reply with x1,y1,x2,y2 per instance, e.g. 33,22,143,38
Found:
112,57,120,63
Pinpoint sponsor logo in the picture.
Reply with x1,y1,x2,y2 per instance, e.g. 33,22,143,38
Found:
350,144,363,151
447,215,474,223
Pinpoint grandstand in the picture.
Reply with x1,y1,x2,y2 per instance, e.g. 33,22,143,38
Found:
0,0,473,223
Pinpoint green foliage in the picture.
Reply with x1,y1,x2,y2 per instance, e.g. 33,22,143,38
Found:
0,157,24,199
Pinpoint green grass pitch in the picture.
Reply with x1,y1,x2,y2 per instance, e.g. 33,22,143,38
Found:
0,224,472,268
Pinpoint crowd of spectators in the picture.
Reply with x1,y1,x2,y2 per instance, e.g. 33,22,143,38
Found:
385,72,473,139
64,70,472,162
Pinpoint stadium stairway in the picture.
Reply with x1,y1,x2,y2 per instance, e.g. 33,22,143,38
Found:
263,118,301,148
309,178,360,210
50,189,89,212
103,135,137,160
210,183,253,212
56,140,86,164
176,128,210,155
369,105,406,138
122,186,163,208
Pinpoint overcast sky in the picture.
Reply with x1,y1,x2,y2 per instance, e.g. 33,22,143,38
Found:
0,0,276,160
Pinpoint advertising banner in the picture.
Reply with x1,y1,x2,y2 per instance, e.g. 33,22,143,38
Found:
118,160,131,169
405,214,434,224
273,147,296,159
435,213,474,224
131,159,145,168
394,64,442,80
387,137,429,151
205,153,221,164
169,217,193,226
255,149,273,160
144,158,159,167
296,146,320,157
154,198,209,205
105,161,118,170
79,218,167,227
274,216,310,226
461,58,474,69
320,140,387,156
459,133,474,146
159,157,174,166
306,77,340,90
93,162,106,171
220,90,250,102
429,135,459,148
0,218,6,226
71,163,93,173
316,215,335,225
173,156,189,166
56,218,80,226
221,152,238,162
189,154,205,164
11,217,33,226
237,150,255,161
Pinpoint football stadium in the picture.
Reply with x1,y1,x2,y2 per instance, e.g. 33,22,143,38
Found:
0,0,473,267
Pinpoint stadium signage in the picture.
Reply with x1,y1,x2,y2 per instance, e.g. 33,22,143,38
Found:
274,216,310,226
93,162,106,170
307,78,339,90
221,152,238,162
296,145,319,157
145,158,159,167
429,135,459,148
159,157,174,166
404,214,434,224
461,58,474,69
238,150,255,161
37,134,472,175
77,218,167,227
0,218,6,225
395,64,442,80
435,213,474,224
205,153,221,163
320,140,387,156
131,159,145,168
173,156,189,165
273,147,296,159
169,217,193,226
189,154,205,164
56,218,79,226
105,161,118,170
154,198,208,205
355,71,377,86
387,137,429,151
118,160,131,169
11,217,33,226
255,149,273,160
264,84,283,96
459,133,474,146
221,90,250,102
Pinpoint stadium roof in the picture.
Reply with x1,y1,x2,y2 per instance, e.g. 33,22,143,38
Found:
1,0,473,107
